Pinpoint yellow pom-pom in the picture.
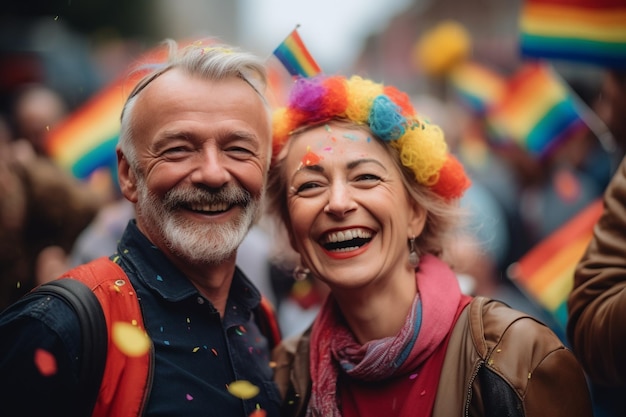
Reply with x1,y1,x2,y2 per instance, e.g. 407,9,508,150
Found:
412,20,471,77
345,76,384,123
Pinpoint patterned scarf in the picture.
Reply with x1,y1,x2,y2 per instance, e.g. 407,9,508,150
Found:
307,254,463,417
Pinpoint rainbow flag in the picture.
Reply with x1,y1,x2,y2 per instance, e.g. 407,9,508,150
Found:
272,27,322,78
485,62,586,157
519,0,626,68
45,80,127,180
43,43,174,181
508,198,603,330
448,61,506,115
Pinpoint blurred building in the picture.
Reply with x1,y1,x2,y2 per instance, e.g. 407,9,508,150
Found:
352,0,523,96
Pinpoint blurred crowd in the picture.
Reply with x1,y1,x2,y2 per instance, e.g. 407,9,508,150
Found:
1,7,625,416
0,15,623,331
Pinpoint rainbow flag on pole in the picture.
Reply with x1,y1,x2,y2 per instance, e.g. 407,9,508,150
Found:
273,26,322,78
45,79,127,180
508,198,603,330
519,0,626,68
485,62,586,157
43,43,174,181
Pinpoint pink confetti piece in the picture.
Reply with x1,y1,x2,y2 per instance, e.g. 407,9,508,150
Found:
186,393,193,401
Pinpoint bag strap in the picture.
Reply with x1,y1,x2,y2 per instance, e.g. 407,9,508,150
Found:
33,278,107,417
254,296,282,350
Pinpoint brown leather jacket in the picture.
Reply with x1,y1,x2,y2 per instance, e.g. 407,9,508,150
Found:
273,297,592,417
568,155,626,386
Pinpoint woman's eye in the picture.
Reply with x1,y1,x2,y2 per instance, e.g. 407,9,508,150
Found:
296,182,321,193
356,173,381,182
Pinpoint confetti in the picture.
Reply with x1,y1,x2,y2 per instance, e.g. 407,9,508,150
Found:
211,348,218,356
192,347,200,353
301,151,322,166
249,408,266,417
186,393,194,401
227,380,260,399
34,348,57,376
112,322,151,357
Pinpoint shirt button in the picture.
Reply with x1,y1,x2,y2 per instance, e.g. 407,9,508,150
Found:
197,296,205,304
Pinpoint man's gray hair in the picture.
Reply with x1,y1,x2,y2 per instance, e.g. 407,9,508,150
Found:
118,39,269,169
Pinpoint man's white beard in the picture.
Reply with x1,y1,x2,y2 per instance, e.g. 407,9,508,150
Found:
135,176,260,265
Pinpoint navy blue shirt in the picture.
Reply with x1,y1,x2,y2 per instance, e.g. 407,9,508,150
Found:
0,220,281,417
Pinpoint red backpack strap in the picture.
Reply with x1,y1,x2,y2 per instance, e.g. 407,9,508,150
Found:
255,296,282,350
60,256,151,417
60,256,128,289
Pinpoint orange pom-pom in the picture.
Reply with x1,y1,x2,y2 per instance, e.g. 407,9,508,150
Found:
430,155,471,199
322,76,349,117
272,108,291,151
383,86,415,116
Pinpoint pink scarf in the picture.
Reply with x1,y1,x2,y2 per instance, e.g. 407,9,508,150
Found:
307,254,463,417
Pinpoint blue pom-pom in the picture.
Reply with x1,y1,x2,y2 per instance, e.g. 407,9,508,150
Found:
368,95,406,141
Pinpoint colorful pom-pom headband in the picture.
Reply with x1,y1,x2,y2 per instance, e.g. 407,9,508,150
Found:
272,74,471,200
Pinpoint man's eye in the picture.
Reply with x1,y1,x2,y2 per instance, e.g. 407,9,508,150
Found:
227,146,255,157
164,146,189,154
230,147,253,153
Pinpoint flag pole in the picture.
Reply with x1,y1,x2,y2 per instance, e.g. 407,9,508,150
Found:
552,68,619,164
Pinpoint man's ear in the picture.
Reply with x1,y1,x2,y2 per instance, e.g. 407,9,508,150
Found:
117,148,139,203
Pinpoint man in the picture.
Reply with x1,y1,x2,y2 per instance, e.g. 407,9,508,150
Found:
567,69,626,416
0,39,281,417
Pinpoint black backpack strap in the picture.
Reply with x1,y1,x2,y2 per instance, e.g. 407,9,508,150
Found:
33,278,107,416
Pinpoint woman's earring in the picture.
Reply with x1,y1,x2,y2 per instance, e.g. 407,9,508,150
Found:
408,237,420,267
292,265,310,281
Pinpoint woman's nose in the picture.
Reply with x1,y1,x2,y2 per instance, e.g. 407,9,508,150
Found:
324,182,358,217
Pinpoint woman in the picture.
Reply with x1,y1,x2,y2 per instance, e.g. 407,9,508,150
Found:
267,74,593,417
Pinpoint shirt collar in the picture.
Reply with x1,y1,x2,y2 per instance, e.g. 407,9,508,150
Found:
118,220,262,312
